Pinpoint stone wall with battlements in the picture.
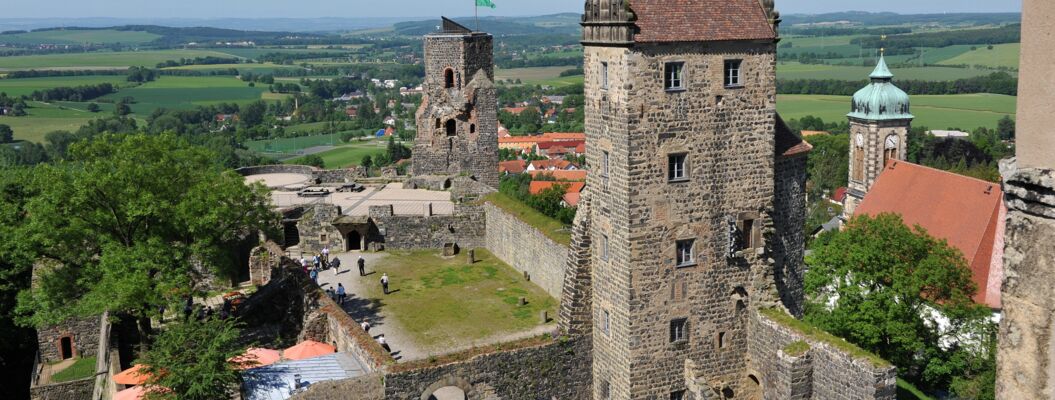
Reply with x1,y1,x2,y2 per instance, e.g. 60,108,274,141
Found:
369,204,486,251
585,39,782,399
29,377,94,400
748,310,896,400
483,203,569,300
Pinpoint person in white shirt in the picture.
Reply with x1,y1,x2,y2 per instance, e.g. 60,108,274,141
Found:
381,273,390,295
377,334,390,352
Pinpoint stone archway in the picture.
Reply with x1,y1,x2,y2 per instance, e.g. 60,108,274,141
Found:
59,336,74,359
421,376,475,400
348,231,363,251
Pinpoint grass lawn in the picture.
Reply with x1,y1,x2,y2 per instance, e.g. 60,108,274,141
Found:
0,49,242,71
246,132,346,153
100,76,267,113
0,29,160,46
51,356,97,383
284,143,387,168
363,250,556,347
938,43,1020,69
483,192,571,246
776,61,997,81
1,101,108,142
777,94,1016,131
0,75,129,97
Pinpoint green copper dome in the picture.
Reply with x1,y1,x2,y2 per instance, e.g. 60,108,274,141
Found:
847,55,913,121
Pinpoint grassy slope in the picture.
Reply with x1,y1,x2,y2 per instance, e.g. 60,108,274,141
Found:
0,29,160,45
0,75,128,97
777,93,1016,131
359,250,556,347
2,101,109,142
0,49,242,70
938,43,1021,69
483,192,571,246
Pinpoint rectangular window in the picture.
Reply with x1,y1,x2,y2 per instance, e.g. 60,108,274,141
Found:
670,390,686,400
601,62,609,90
670,318,688,342
668,153,687,181
602,234,610,261
602,150,610,188
724,60,742,87
676,239,695,267
603,310,610,336
320,234,328,243
664,62,684,90
741,219,756,249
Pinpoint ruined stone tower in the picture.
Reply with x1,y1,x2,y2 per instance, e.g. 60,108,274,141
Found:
581,0,805,398
843,55,912,216
412,17,499,188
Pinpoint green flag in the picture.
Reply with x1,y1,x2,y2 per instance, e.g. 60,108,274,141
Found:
476,0,496,9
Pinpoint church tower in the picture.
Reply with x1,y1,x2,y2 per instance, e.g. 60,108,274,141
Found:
844,55,913,216
581,0,792,398
412,17,499,188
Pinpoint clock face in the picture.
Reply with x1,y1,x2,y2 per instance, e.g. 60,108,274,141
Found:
886,135,899,149
855,134,864,147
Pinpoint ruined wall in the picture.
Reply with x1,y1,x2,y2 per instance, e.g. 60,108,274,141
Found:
585,39,780,399
748,310,896,400
483,203,569,299
294,373,386,399
772,152,808,316
296,204,345,255
29,378,94,400
249,241,284,286
369,204,486,251
558,196,594,336
36,316,100,364
382,336,592,400
996,162,1055,398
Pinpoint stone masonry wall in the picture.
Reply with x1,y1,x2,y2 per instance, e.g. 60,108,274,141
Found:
369,204,486,250
296,204,345,255
36,316,100,364
996,162,1055,398
29,377,94,400
748,310,896,400
558,196,594,335
483,203,569,300
381,336,593,400
773,151,808,316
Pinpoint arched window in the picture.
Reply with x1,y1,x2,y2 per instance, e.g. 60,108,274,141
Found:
444,68,455,89
883,135,899,168
469,124,476,134
853,139,865,182
445,119,457,136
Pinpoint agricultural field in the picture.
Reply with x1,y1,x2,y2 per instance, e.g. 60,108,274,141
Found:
496,66,583,87
777,93,1016,131
0,29,160,46
160,63,302,73
0,101,129,143
209,46,362,60
776,61,998,81
98,76,267,113
0,49,243,71
937,43,1021,69
0,75,128,97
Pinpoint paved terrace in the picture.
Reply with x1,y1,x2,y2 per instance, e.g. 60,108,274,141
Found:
244,172,454,216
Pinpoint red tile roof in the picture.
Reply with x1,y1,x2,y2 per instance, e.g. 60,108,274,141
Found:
832,187,847,203
544,132,585,141
630,0,777,43
499,160,527,174
562,192,582,207
855,161,1005,308
529,170,587,182
530,159,575,170
776,114,812,157
529,181,586,196
537,140,585,150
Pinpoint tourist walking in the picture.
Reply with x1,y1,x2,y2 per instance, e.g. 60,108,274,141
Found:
360,320,371,333
358,256,366,276
378,334,391,352
381,273,390,295
309,267,318,285
336,283,346,305
322,246,330,267
312,253,321,270
332,257,341,276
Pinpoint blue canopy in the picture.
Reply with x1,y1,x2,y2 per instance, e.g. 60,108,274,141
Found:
376,129,386,137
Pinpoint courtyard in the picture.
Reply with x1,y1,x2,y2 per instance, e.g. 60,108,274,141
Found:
316,249,557,362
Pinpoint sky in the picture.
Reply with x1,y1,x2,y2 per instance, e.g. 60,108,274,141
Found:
2,0,1022,19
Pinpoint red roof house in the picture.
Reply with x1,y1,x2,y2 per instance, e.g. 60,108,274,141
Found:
499,160,527,174
529,170,587,182
630,0,777,43
855,161,1005,308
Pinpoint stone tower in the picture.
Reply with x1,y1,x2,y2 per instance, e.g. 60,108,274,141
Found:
412,17,499,188
581,0,800,399
843,55,913,216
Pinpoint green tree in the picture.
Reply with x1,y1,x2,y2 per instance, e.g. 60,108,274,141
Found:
240,101,267,127
300,154,325,168
114,101,132,116
86,103,101,113
138,318,246,400
361,154,373,170
805,214,993,392
11,102,26,117
15,134,277,347
997,115,1015,141
803,134,849,198
0,168,37,398
0,124,12,143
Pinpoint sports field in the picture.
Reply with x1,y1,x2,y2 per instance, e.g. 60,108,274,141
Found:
0,49,243,70
937,43,1020,69
0,29,161,46
284,143,388,168
245,132,346,153
777,93,1016,131
0,75,128,97
98,76,267,113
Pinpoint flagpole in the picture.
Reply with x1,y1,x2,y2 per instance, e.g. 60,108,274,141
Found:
475,2,479,32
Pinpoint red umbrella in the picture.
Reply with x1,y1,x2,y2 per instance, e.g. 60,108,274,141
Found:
113,364,151,386
283,340,336,361
229,348,281,370
114,385,169,400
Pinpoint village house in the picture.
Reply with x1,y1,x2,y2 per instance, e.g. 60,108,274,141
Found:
498,160,527,175
527,159,578,172
529,180,586,208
